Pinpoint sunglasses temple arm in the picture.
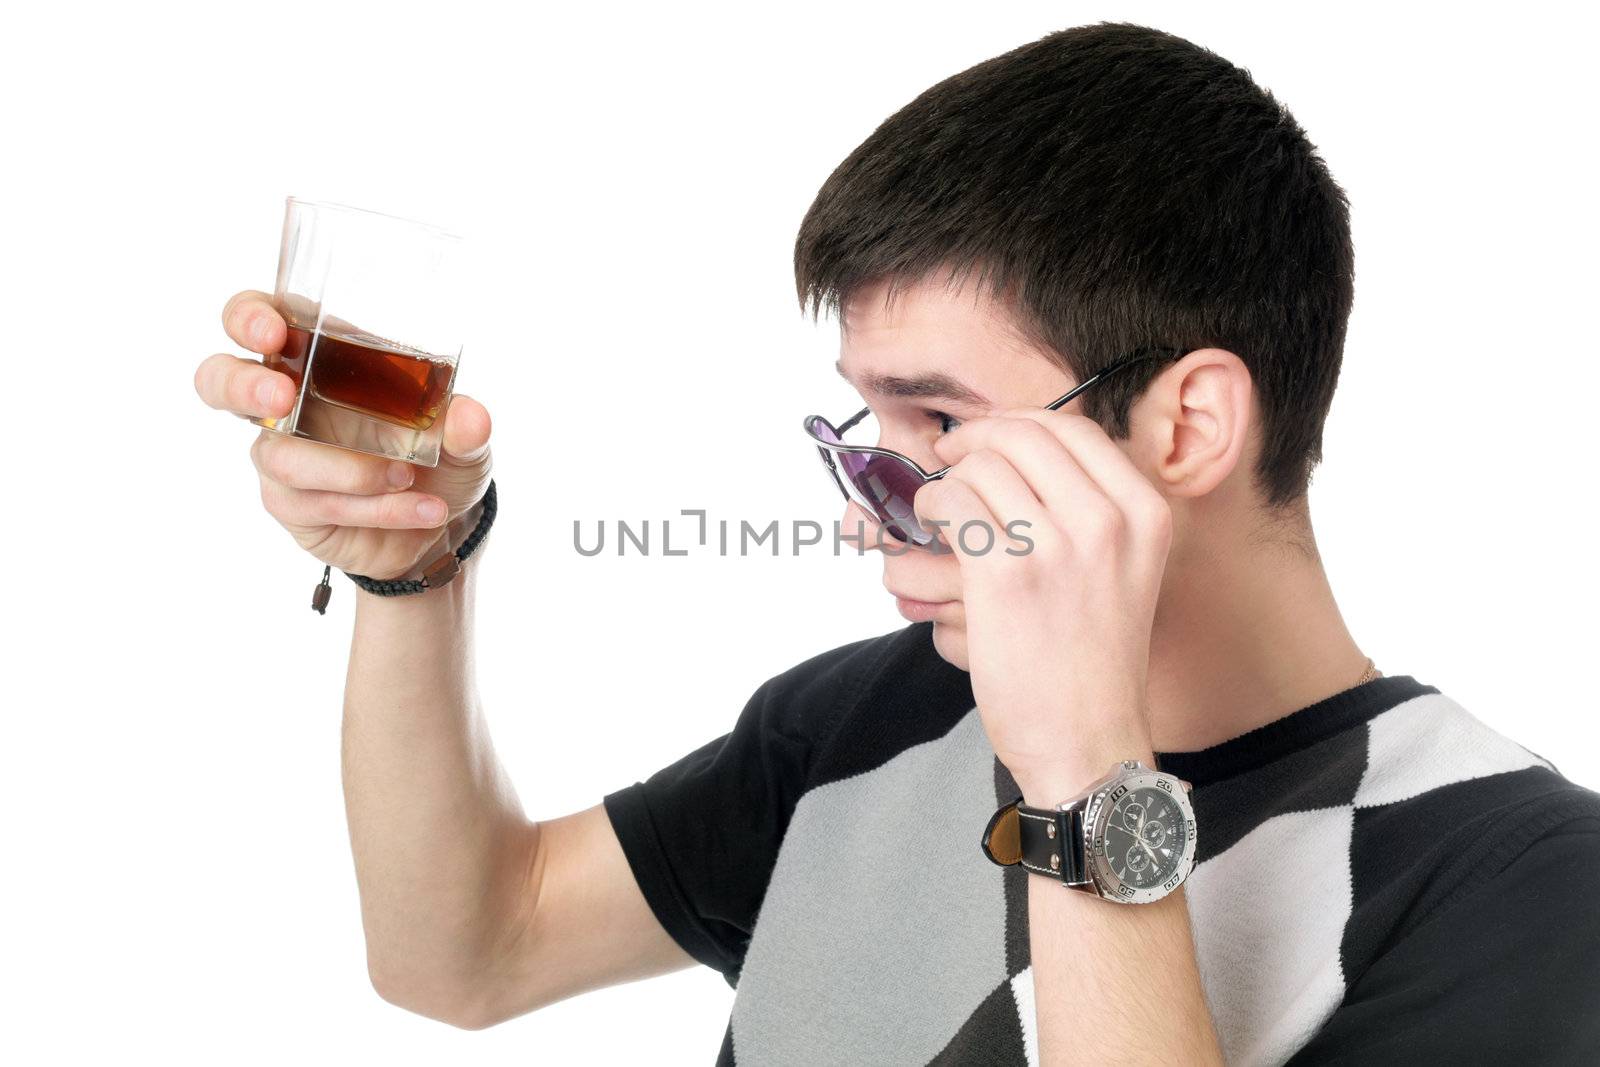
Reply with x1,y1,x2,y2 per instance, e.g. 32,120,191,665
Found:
837,406,871,434
1042,350,1168,411
1044,371,1106,412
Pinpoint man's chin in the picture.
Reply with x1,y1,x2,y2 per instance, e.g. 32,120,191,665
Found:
928,620,970,671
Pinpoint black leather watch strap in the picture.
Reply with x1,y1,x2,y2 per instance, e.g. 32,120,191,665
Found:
981,797,1092,887
1018,801,1090,885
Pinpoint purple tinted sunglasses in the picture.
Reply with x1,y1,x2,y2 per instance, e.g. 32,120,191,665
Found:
803,348,1182,548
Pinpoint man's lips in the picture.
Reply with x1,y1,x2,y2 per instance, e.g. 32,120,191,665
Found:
889,589,957,623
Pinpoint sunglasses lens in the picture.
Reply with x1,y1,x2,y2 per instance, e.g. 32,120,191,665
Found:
807,416,938,547
852,453,933,545
807,416,841,446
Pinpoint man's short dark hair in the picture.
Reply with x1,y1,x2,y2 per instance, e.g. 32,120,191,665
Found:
794,22,1354,509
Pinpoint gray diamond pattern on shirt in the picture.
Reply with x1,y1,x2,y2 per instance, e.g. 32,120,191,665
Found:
731,707,1008,1066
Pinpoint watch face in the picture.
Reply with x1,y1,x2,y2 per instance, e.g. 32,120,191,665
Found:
1085,771,1197,903
1105,786,1188,888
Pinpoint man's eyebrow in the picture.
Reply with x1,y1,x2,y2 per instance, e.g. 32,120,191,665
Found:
834,361,988,406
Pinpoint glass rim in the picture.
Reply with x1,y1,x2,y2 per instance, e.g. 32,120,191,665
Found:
286,196,465,241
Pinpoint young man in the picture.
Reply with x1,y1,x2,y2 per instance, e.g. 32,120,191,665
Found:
198,21,1600,1066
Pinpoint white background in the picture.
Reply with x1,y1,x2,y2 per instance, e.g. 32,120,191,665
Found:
4,1,1597,1063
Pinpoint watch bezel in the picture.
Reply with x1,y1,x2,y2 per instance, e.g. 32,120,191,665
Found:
1077,767,1197,904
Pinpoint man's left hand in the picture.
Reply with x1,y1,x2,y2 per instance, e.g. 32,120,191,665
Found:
912,410,1173,797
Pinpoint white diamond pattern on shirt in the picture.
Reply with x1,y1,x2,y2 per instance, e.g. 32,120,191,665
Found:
1183,806,1355,1067
1354,692,1553,808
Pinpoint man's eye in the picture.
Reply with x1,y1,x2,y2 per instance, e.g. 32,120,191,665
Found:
927,410,963,435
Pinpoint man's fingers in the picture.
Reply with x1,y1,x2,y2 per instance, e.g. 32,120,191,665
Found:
197,291,294,419
221,289,286,354
997,410,1165,519
260,480,450,531
934,415,1099,520
251,431,415,497
940,448,1047,531
193,352,296,419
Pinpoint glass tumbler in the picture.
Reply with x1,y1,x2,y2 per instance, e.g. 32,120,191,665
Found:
252,196,466,468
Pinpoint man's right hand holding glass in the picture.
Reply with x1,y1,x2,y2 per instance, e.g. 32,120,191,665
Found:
193,289,494,582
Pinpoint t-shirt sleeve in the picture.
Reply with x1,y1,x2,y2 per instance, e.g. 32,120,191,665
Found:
1285,810,1600,1064
601,633,895,987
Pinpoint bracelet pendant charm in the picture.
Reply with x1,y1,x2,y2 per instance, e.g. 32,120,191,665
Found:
311,565,333,614
421,552,462,588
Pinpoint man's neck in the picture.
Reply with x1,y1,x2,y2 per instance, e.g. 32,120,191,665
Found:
1145,500,1369,755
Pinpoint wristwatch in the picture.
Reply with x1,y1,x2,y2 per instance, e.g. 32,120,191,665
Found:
981,759,1197,904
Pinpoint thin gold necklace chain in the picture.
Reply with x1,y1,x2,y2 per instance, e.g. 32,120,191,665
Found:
1357,656,1381,686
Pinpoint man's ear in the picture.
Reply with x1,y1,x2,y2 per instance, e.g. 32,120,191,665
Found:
1137,348,1253,499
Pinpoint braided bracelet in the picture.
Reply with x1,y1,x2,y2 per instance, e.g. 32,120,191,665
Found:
311,478,497,613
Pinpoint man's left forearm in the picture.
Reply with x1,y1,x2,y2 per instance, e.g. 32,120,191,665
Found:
919,402,1221,1060
1015,725,1225,1067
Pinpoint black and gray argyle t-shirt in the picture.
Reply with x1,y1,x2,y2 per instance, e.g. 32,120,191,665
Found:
602,622,1600,1065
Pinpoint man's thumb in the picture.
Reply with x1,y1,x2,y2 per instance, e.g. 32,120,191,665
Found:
440,393,493,467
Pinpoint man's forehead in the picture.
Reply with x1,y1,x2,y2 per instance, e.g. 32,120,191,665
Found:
836,304,986,400
841,276,1007,371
